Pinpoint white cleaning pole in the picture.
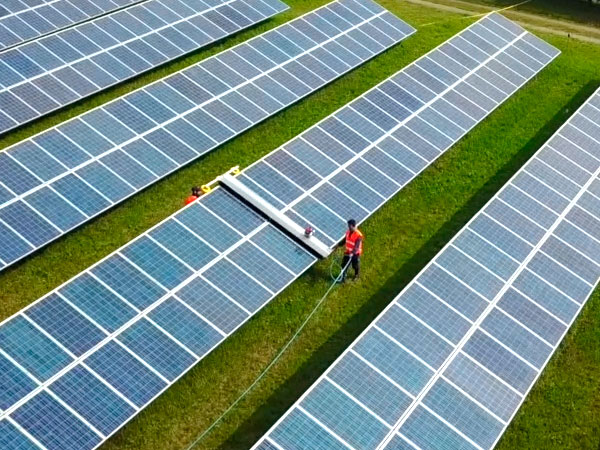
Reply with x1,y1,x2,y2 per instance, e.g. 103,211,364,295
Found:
219,173,332,259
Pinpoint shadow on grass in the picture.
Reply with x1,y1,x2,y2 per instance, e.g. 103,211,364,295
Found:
219,80,600,449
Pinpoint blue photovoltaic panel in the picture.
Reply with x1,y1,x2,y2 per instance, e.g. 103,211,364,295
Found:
11,391,101,450
0,187,317,449
0,0,146,52
0,0,289,133
254,14,579,450
0,419,37,449
242,12,560,250
0,0,415,272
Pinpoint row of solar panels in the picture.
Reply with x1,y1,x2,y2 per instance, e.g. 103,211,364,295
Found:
0,0,414,271
238,12,558,248
0,0,144,51
0,0,289,134
0,10,562,450
0,187,317,450
256,87,600,450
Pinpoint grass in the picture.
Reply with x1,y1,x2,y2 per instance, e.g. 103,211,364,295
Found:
457,0,600,26
0,0,599,449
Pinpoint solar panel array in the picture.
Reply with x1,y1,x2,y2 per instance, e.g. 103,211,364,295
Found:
254,35,600,450
0,0,289,134
0,0,145,51
0,0,415,272
240,12,559,250
0,10,560,450
0,186,317,450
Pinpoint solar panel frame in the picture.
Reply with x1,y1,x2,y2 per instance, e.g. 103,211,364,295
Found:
0,186,318,449
0,0,416,272
0,0,289,133
251,14,572,450
0,0,148,52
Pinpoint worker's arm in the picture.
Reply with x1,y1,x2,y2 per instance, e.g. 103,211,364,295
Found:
352,238,362,255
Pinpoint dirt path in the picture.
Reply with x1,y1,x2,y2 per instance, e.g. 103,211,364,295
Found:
406,0,600,45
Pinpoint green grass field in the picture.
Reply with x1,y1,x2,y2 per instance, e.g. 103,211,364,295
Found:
459,0,600,26
1,0,599,449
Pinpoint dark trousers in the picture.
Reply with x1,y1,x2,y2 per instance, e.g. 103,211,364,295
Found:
342,254,360,280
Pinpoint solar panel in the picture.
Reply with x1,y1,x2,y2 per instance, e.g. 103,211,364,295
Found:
0,0,415,271
0,186,317,450
255,40,600,450
240,12,559,250
0,0,289,134
0,0,146,52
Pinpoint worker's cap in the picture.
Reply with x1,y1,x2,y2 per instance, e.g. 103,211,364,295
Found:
347,219,356,226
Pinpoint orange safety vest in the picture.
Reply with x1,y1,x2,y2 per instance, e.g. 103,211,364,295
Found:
184,195,198,205
345,229,363,255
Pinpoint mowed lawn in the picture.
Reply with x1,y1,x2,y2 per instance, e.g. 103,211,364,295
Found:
457,0,600,27
0,0,599,449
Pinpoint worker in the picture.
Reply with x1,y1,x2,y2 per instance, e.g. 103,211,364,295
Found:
340,219,363,282
185,186,201,205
